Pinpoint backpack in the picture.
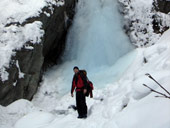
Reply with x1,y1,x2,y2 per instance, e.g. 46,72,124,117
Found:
80,70,94,97
81,70,87,76
85,81,94,97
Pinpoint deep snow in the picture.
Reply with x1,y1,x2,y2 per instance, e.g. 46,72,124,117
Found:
1,0,170,128
1,29,170,128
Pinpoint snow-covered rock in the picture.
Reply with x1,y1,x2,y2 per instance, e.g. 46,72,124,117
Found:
0,0,77,106
119,0,170,47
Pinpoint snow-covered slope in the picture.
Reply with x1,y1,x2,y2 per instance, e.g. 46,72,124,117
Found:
1,0,170,128
1,28,170,128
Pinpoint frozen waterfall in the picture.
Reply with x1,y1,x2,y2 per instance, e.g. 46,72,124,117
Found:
64,0,134,69
33,0,136,102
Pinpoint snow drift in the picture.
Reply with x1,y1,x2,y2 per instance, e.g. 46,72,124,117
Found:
7,28,170,128
0,0,170,128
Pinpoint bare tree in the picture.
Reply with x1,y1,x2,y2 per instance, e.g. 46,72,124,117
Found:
143,73,170,99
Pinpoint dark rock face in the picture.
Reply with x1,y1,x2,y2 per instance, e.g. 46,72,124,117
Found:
152,0,170,33
43,0,77,68
0,0,77,106
154,0,170,14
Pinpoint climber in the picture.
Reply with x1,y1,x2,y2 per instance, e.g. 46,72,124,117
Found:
71,66,88,119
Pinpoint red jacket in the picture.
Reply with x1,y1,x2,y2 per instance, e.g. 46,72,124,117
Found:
71,74,85,93
71,72,94,98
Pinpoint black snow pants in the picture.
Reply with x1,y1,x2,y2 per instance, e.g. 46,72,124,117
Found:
76,91,87,116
